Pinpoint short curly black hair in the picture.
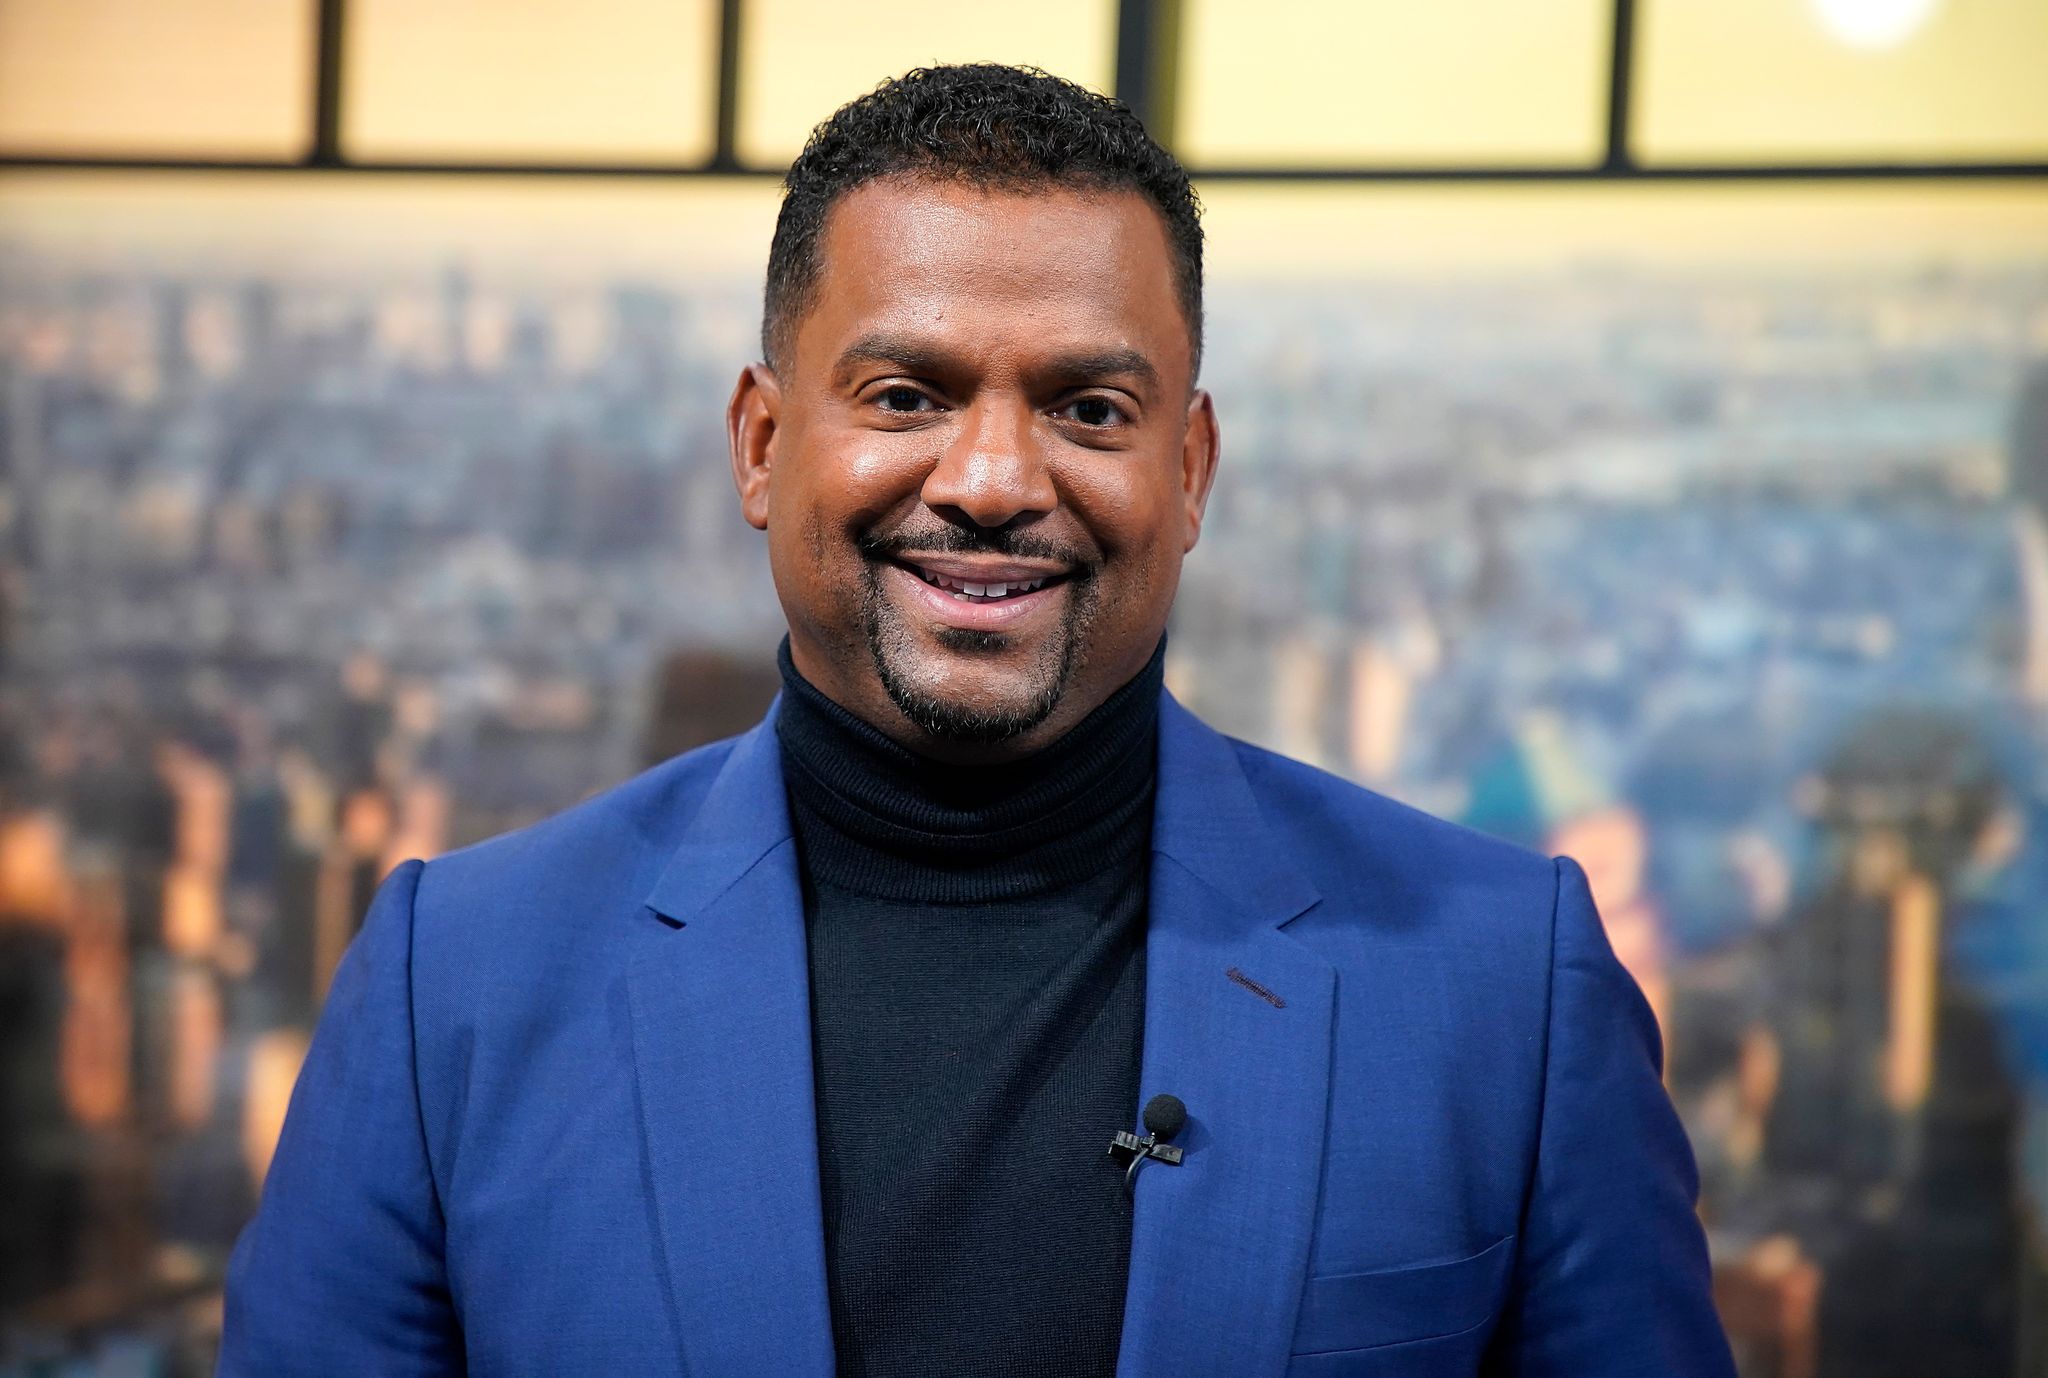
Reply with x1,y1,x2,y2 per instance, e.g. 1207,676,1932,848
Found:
761,63,1203,376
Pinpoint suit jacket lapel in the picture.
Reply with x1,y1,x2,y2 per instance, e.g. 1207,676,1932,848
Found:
625,704,837,1376
1118,695,1336,1378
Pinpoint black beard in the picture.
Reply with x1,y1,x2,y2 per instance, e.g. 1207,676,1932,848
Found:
856,559,1096,745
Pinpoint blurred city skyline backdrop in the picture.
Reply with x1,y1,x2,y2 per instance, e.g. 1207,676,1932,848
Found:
3,2,2048,1376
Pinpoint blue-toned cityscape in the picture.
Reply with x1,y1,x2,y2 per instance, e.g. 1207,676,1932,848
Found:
2,226,2046,1375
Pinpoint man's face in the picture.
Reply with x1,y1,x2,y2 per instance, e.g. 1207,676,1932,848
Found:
728,176,1219,759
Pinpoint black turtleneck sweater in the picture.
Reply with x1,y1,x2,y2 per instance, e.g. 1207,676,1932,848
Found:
774,640,1161,1378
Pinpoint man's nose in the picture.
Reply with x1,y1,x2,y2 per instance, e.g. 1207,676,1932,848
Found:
919,397,1057,530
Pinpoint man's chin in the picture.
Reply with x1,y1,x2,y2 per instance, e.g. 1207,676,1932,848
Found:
871,648,1066,745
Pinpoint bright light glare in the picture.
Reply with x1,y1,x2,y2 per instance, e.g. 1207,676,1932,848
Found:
1809,0,1941,48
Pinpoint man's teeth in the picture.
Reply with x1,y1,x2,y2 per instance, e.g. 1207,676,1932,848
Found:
913,569,1051,599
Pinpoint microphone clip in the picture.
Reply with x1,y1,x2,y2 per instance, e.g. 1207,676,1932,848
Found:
1107,1129,1184,1170
1108,1125,1184,1198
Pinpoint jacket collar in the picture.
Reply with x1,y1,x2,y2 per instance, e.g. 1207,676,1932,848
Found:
1150,690,1321,928
642,695,793,926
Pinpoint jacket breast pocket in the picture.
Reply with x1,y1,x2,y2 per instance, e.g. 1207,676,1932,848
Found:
1288,1234,1515,1372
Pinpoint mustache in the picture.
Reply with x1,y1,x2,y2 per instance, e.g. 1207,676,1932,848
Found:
857,525,1094,570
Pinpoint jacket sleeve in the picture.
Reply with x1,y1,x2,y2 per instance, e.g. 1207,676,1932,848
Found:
219,859,464,1376
1487,856,1736,1377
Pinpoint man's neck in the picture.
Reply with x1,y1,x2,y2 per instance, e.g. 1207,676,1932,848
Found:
771,635,1164,899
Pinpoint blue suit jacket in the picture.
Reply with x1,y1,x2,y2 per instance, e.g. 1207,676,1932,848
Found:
221,693,1734,1377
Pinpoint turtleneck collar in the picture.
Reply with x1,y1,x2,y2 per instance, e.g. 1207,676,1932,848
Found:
773,638,1164,903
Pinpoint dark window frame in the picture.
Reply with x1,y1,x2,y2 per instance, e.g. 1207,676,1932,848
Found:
2,0,2043,181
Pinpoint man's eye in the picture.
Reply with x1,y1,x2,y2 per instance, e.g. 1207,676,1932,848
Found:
877,386,930,412
1061,396,1122,427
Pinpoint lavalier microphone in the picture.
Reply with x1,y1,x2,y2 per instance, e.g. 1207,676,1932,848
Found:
1107,1093,1187,1197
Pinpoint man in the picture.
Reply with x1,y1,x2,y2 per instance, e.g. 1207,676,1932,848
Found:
220,65,1734,1376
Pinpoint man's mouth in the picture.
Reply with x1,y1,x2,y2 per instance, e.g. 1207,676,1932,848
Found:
893,558,1072,604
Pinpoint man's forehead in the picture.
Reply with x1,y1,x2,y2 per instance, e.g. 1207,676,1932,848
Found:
822,177,1170,281
795,176,1187,370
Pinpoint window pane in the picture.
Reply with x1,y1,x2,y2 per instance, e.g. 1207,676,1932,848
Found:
1176,0,1611,168
737,0,1117,167
345,0,720,163
0,0,314,158
1636,0,2048,163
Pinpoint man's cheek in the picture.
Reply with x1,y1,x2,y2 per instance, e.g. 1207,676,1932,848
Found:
798,505,835,566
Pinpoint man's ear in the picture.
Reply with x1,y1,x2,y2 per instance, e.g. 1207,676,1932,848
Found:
1180,389,1222,553
727,362,782,531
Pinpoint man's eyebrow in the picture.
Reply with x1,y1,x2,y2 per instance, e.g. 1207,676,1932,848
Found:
1041,348,1159,392
831,335,1160,392
833,333,955,378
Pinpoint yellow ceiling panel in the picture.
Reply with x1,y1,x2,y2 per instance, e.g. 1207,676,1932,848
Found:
0,0,315,158
1177,0,1612,167
737,0,1118,167
1636,0,2048,162
344,0,720,163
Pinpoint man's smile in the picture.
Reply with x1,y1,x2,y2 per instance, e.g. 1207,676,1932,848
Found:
897,553,1073,598
881,554,1077,630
